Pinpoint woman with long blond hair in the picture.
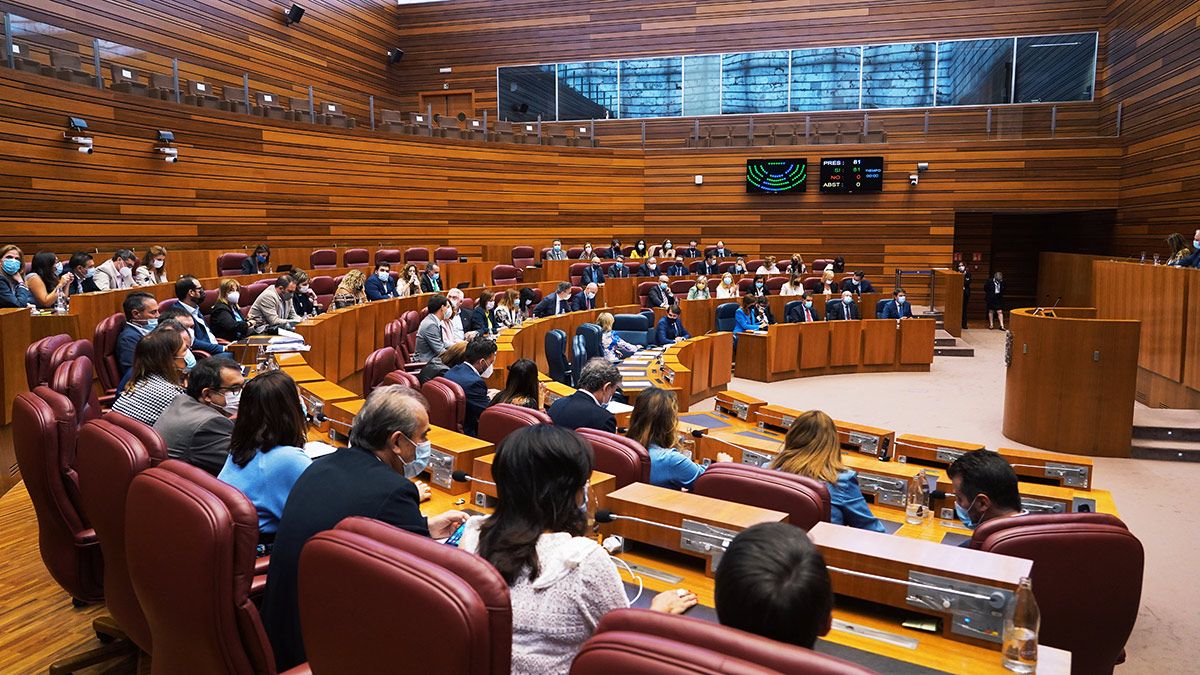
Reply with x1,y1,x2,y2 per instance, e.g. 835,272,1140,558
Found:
769,410,885,532
816,269,838,295
332,269,367,308
628,387,730,490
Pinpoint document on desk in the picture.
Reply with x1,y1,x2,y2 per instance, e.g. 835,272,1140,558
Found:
605,400,634,414
303,441,339,459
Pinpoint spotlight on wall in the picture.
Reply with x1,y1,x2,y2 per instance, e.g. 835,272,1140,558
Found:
916,162,929,173
284,3,305,26
908,174,919,187
64,116,93,154
386,48,405,64
155,130,179,163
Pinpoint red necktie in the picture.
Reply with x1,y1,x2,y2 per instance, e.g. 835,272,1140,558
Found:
805,307,812,321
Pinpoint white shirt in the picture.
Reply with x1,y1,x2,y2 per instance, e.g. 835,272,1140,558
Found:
716,284,739,299
780,283,805,297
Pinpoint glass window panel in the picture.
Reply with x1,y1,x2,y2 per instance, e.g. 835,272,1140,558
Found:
861,42,935,109
790,47,861,111
620,57,682,118
1014,33,1097,103
498,65,555,122
683,54,721,116
721,51,789,115
558,61,618,120
936,38,1014,106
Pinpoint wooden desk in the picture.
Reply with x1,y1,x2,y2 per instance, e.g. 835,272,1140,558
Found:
490,305,641,388
735,319,935,382
521,259,572,284
933,269,965,338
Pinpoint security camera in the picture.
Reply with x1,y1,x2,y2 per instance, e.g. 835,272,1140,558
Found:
65,134,94,153
909,174,919,186
157,146,179,163
164,155,179,163
916,162,929,172
77,144,94,155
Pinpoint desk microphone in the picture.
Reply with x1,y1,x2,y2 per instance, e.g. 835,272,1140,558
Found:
304,396,353,432
593,510,732,549
451,470,495,486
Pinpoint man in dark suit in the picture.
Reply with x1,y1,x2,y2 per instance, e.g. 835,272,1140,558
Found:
547,358,621,432
840,271,875,294
882,288,914,319
825,291,861,321
419,262,443,293
663,259,688,276
580,256,607,286
544,239,568,261
786,292,819,323
656,304,691,345
607,256,631,278
116,292,160,378
604,239,623,260
572,283,599,311
66,252,98,294
647,275,675,309
1173,229,1200,268
678,240,701,259
442,337,496,436
697,254,721,276
261,386,468,670
534,281,574,317
637,257,661,277
174,276,229,357
711,241,733,258
364,263,399,300
152,358,241,475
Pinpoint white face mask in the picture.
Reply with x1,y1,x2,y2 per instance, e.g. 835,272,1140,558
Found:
153,259,164,269
377,271,389,281
218,389,240,416
723,276,733,284
480,362,494,379
227,291,240,304
897,296,906,303
486,300,495,310
120,266,133,278
842,295,853,303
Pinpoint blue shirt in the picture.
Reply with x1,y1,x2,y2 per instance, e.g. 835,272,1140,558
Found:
828,469,886,533
218,445,312,534
648,444,705,490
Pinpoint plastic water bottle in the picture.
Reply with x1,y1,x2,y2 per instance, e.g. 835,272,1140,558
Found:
905,471,929,524
1002,577,1040,672
54,287,68,314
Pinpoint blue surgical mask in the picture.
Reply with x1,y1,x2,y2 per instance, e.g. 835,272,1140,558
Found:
586,292,595,300
377,271,389,281
804,300,813,308
54,262,64,275
756,282,764,288
897,296,906,304
955,496,980,529
1,259,20,275
431,273,440,280
553,244,561,251
143,318,159,330
1194,240,1200,249
400,434,432,479
659,282,668,289
182,350,197,372
257,254,267,263
615,261,622,267
85,267,95,278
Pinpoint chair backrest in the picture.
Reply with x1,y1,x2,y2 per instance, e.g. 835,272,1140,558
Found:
575,609,873,675
575,323,603,361
364,347,399,396
125,460,274,675
157,297,178,313
75,418,158,650
49,356,103,425
803,277,823,291
375,249,402,265
49,338,96,378
575,429,650,488
691,463,830,529
570,335,588,388
637,281,656,308
784,301,804,322
382,369,420,389
26,333,72,390
238,281,270,309
422,377,466,433
491,264,521,285
766,277,788,293
434,247,459,263
309,275,336,295
385,318,406,354
477,403,552,447
545,329,571,385
715,302,739,332
344,248,370,267
12,388,103,604
51,50,84,70
217,252,248,276
310,249,338,269
871,298,889,319
299,517,511,674
811,259,830,272
569,262,588,285
668,280,694,295
403,247,430,263
510,246,535,270
255,91,282,108
94,313,127,393
971,513,1144,675
104,410,170,465
612,314,653,347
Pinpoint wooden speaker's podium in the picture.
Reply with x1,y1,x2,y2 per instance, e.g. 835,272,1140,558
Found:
1003,307,1139,457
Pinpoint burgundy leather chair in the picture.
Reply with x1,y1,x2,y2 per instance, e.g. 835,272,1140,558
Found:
296,517,511,674
363,348,399,396
404,247,430,263
575,429,650,488
49,338,98,382
157,297,178,313
94,313,126,401
477,404,552,447
12,388,103,604
217,252,249,277
434,247,459,264
970,513,1144,675
401,311,421,354
25,333,72,389
104,411,169,465
50,356,103,426
745,259,765,272
375,249,403,266
422,377,466,433
125,460,275,674
669,280,693,295
382,370,420,389
574,609,872,674
737,278,755,294
569,262,588,286
636,282,656,308
510,246,535,270
491,264,521,286
803,277,822,292
310,275,336,309
344,248,370,267
765,277,788,293
309,249,337,269
692,463,830,529
238,281,271,309
811,259,831,272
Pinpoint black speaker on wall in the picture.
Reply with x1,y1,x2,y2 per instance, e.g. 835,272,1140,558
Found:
285,3,305,26
387,48,405,65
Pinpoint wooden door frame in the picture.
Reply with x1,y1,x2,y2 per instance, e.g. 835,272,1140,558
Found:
417,89,475,117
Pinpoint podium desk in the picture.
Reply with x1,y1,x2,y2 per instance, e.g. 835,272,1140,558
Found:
735,319,935,382
520,259,572,284
1003,308,1139,457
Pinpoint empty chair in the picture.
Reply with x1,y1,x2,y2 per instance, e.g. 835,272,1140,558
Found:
569,263,588,286
363,348,399,396
344,248,370,267
109,64,149,96
286,96,316,123
380,109,406,133
692,463,830,529
970,513,1144,675
104,410,170,467
874,298,890,319
310,249,338,269
404,247,430,264
184,80,221,108
570,335,588,388
48,338,97,378
669,280,693,295
545,329,572,386
575,429,650,488
463,118,488,141
491,264,522,286
376,249,403,266
765,277,788,293
477,404,552,447
321,102,356,129
50,356,103,425
298,517,511,674
573,608,872,674
612,314,653,347
310,275,337,306
125,461,274,674
238,281,270,309
401,311,422,354
435,115,465,139
12,388,103,604
575,323,603,361
25,333,72,390
50,50,93,85
803,276,823,292
434,247,459,264
382,369,420,389
253,91,287,120
9,42,47,76
570,123,596,148
407,111,434,137
422,377,466,433
510,246,536,270
94,314,126,402
715,302,739,332
219,85,250,114
217,252,248,277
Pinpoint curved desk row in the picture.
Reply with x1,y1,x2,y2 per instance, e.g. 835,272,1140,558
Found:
733,318,936,382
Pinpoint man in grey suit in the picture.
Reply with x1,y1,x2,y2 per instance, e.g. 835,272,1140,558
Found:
248,275,299,333
545,239,568,261
153,358,244,475
415,295,454,363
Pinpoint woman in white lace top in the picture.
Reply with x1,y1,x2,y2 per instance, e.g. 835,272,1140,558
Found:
457,425,695,675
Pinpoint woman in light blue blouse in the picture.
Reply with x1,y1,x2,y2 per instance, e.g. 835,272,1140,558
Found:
627,388,730,490
769,410,886,533
218,370,312,541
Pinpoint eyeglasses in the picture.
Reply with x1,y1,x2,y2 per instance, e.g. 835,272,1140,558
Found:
214,385,243,394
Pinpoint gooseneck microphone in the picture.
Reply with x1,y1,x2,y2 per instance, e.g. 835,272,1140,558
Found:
451,470,495,486
304,396,353,431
